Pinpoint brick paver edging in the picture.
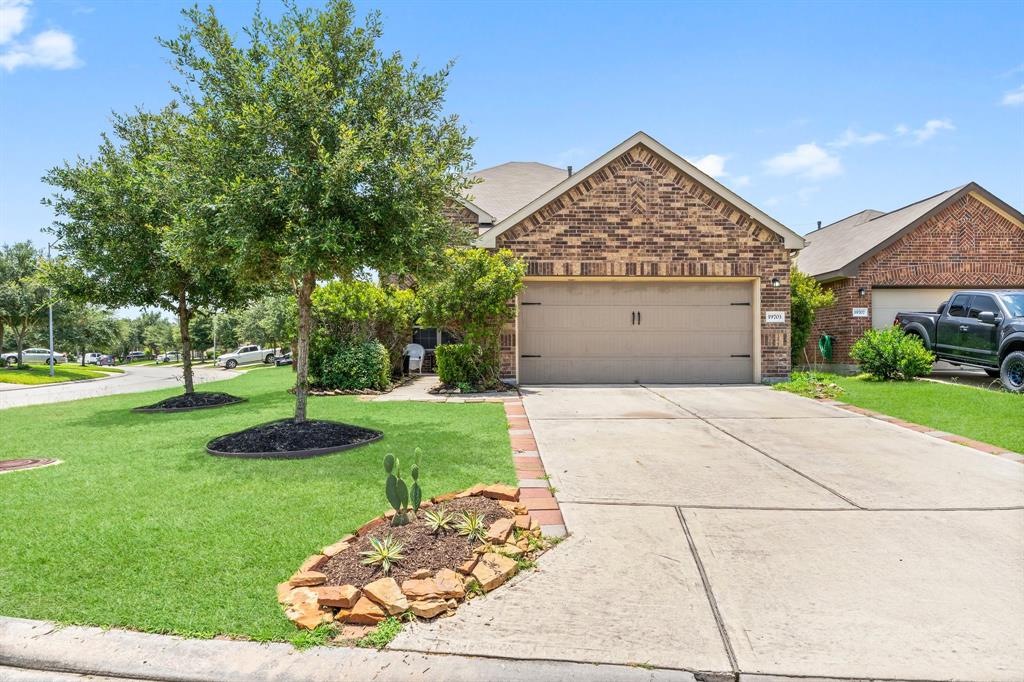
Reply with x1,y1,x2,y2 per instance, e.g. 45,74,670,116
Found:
503,397,567,536
818,399,1024,464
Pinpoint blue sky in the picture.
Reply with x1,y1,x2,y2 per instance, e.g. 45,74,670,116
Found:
2,0,1022,248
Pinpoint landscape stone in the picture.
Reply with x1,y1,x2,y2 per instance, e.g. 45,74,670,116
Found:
485,518,514,544
322,536,355,557
481,484,520,501
276,582,294,604
400,577,443,599
410,569,432,579
347,595,386,625
284,588,328,630
299,554,328,572
312,584,360,608
500,543,524,557
433,568,466,599
289,571,327,587
362,577,409,615
455,483,487,498
513,514,532,530
408,598,449,618
471,552,518,592
456,556,479,575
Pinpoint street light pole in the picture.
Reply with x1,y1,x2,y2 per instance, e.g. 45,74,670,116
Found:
47,242,55,377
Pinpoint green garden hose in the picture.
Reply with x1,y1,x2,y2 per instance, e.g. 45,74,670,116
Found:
818,334,835,362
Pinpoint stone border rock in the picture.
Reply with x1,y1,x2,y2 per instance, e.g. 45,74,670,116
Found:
133,396,248,414
206,427,383,460
277,484,550,632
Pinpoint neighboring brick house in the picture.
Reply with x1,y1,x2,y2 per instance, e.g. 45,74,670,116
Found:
426,131,804,384
797,183,1024,366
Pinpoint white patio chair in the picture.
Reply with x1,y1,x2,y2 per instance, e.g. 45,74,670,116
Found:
403,343,425,375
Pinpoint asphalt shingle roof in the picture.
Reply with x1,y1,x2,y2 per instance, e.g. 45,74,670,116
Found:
467,162,568,222
798,185,968,278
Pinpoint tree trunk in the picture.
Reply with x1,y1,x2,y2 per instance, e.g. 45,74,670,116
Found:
177,289,195,395
294,271,316,423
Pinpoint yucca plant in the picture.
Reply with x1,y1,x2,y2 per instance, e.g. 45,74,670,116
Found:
360,534,406,574
455,510,487,542
423,507,455,535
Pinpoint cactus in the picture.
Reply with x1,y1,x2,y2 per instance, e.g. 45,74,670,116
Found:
382,449,425,526
410,447,423,512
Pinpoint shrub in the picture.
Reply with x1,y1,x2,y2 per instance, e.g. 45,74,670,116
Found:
791,267,836,365
312,280,417,376
310,338,390,390
435,342,489,388
850,327,935,381
419,248,525,388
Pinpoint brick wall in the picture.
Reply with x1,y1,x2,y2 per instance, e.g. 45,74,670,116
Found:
494,142,795,380
805,194,1024,362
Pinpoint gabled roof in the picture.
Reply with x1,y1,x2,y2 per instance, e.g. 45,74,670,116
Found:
475,131,805,250
798,182,1024,280
462,162,567,223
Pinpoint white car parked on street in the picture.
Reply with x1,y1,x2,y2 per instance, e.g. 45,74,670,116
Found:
215,345,276,369
84,352,103,365
3,347,68,366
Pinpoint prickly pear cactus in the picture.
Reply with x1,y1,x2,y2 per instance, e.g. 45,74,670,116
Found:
410,447,423,512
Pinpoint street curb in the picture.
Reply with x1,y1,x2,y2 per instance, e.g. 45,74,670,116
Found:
0,371,126,392
0,616,691,682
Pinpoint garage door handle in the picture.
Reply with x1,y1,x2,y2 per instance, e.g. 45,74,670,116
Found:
730,354,751,358
521,354,541,358
631,311,636,325
637,311,641,325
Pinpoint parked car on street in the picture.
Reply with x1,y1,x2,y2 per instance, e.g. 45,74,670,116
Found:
97,355,116,366
84,352,103,365
215,344,276,369
895,289,1024,392
126,351,148,363
274,352,292,366
156,351,181,364
2,348,68,366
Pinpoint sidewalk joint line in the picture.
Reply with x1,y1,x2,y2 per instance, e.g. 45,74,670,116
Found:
674,506,738,673
643,385,865,510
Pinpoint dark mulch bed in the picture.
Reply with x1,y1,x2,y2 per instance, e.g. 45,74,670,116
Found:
206,418,382,459
429,381,517,395
322,496,513,586
134,392,245,413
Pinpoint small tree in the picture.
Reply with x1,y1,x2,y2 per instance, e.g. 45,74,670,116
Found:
162,1,475,422
420,248,526,387
44,107,246,393
0,242,48,365
791,267,836,365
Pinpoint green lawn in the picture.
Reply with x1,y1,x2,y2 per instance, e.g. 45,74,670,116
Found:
0,367,515,641
0,364,123,385
781,374,1023,454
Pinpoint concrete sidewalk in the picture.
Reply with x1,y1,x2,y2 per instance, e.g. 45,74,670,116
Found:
392,385,1024,681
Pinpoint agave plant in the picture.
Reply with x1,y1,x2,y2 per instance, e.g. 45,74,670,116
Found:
455,510,487,542
423,507,455,534
360,534,406,575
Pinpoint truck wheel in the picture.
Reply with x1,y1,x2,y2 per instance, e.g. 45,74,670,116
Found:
984,368,1001,378
225,359,238,370
265,353,275,364
1000,351,1024,393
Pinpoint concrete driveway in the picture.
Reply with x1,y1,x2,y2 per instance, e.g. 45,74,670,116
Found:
392,385,1024,681
0,363,236,410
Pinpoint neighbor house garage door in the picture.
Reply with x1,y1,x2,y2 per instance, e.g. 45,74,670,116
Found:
871,288,961,330
517,281,754,384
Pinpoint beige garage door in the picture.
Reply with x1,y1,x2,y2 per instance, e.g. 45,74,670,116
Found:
518,281,754,384
871,288,960,330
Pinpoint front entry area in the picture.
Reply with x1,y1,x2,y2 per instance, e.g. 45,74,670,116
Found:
516,279,755,384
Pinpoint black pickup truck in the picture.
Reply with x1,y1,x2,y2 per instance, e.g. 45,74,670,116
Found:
894,289,1024,393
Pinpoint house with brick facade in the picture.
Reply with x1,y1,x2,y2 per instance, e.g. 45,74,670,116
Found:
428,131,804,385
797,182,1024,366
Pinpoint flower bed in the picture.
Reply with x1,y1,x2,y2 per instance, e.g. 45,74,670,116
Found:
277,484,550,631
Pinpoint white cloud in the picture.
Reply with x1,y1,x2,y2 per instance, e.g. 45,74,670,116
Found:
829,128,887,148
0,0,80,72
903,118,955,143
1001,85,1024,107
732,175,751,187
762,143,842,180
894,124,909,136
688,153,729,178
0,0,28,44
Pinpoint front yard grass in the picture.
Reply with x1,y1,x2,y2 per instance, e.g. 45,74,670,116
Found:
777,372,1023,454
0,364,123,385
0,367,515,641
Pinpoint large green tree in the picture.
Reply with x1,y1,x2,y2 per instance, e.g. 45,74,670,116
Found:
162,0,475,421
0,242,48,365
44,107,245,393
